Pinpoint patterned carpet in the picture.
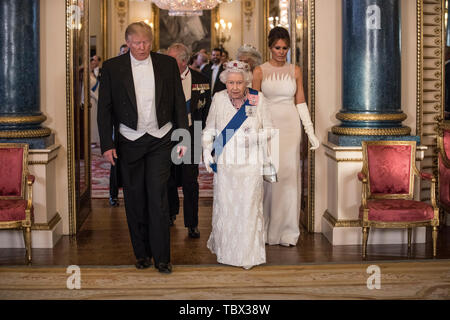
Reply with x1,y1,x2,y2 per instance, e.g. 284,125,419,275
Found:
91,145,213,198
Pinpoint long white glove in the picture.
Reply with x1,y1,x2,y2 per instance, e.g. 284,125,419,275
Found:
202,149,215,173
296,102,320,150
202,129,216,173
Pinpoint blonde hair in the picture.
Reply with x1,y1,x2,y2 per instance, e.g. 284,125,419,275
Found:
125,22,153,41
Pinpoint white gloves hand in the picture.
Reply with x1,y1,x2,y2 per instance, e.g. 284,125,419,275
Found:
203,149,215,173
296,103,320,150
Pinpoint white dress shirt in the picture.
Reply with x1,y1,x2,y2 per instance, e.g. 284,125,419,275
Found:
211,63,221,93
119,53,172,141
181,67,192,126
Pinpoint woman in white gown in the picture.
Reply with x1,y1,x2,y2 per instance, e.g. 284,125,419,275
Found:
202,60,274,269
252,27,320,246
89,57,100,146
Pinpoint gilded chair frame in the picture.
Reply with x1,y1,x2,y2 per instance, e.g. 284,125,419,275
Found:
0,143,34,263
359,140,439,258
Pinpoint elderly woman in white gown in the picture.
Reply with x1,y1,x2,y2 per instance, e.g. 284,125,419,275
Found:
202,60,274,269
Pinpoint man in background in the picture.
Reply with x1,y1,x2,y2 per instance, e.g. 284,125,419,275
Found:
108,45,129,207
166,43,211,238
201,47,226,96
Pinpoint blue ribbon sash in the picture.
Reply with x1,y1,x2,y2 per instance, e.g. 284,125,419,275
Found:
209,88,257,173
91,78,99,92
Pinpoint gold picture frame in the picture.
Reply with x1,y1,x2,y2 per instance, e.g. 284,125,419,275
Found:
151,4,219,53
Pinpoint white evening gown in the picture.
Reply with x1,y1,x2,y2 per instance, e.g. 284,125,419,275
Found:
90,72,100,146
260,62,302,246
203,89,274,268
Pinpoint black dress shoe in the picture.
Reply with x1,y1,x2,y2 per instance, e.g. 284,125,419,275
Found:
135,258,152,269
109,196,119,207
188,227,200,238
157,262,172,274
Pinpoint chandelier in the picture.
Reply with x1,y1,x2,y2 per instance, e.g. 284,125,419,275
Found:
153,0,233,16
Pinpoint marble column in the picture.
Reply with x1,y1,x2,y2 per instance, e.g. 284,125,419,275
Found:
0,0,53,149
328,0,418,146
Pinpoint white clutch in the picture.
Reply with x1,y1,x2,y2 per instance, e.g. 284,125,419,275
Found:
262,162,278,183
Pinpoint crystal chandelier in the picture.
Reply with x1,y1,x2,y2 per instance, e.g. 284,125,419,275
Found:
153,0,233,16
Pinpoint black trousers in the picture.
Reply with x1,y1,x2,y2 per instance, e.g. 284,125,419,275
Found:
118,132,172,264
167,162,199,228
109,163,119,198
167,125,200,228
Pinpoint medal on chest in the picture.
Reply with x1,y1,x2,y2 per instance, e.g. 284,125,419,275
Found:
245,105,256,117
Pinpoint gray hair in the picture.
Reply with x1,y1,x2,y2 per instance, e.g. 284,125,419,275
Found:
167,43,191,63
219,60,253,85
237,44,262,68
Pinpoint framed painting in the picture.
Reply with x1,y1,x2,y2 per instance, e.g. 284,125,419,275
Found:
152,4,218,53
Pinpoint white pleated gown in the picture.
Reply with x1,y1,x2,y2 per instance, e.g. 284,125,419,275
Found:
260,62,302,246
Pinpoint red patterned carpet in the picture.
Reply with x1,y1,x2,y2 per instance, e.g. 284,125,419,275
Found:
91,145,213,198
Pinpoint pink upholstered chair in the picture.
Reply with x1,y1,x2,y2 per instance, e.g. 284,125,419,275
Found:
0,143,34,263
438,124,450,226
358,141,439,258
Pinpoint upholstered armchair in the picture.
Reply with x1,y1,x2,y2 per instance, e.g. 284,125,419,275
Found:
0,143,34,263
358,141,439,258
438,123,450,226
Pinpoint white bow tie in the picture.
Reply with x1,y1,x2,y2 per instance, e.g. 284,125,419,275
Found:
133,59,149,67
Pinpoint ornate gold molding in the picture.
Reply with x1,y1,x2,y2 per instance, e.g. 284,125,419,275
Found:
0,128,51,138
242,0,255,31
28,155,58,165
308,0,316,233
336,112,407,122
419,0,444,202
331,126,411,136
101,0,108,60
322,143,362,152
32,213,61,231
324,153,362,163
115,0,128,31
65,0,76,236
0,115,47,124
151,4,159,51
323,210,361,228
